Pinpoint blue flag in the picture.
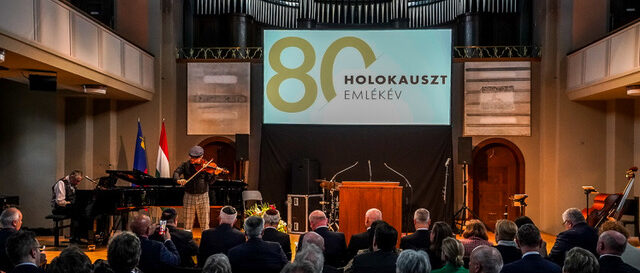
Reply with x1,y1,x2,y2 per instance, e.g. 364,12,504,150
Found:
133,121,148,173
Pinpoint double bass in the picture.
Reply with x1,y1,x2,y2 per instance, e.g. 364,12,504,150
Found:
582,167,637,228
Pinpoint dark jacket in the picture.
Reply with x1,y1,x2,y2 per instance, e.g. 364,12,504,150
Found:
352,250,399,273
228,237,288,273
8,264,45,273
262,227,292,260
494,243,522,265
173,161,214,194
137,236,180,273
548,222,598,266
298,226,347,268
0,228,17,272
599,255,640,273
150,225,199,267
400,229,431,251
198,223,246,266
500,253,561,273
347,230,371,262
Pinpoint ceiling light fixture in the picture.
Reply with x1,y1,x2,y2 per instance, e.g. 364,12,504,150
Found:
83,84,107,95
627,85,640,96
0,49,5,64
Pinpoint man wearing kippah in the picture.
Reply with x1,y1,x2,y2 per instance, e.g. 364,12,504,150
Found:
173,145,217,231
198,206,246,267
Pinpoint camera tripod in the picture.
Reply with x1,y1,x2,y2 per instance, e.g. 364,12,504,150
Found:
452,162,480,233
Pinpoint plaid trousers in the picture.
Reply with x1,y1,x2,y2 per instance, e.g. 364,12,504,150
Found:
183,192,210,231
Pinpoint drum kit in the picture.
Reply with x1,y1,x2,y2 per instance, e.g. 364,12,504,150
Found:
315,179,341,231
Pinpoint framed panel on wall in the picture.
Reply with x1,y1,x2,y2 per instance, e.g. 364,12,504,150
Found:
187,63,250,135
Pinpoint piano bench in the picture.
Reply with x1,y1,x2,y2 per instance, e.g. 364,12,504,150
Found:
45,214,71,247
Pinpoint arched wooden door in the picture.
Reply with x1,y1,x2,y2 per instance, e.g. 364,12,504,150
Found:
198,137,239,180
469,138,524,231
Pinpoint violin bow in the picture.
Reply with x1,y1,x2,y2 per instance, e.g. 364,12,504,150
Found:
183,158,215,185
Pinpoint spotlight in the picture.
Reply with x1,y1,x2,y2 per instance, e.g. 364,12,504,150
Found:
627,85,640,96
0,49,5,64
83,84,107,95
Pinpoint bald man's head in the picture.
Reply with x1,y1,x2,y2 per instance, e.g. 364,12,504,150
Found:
302,231,325,251
365,208,382,228
129,214,151,237
0,208,22,230
308,210,327,230
597,230,627,256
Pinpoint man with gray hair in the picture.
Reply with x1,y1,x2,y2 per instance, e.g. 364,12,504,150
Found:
227,216,288,273
597,230,640,273
468,245,503,273
400,208,431,251
347,208,382,261
106,231,142,273
563,247,599,273
199,206,245,267
295,244,325,273
0,208,22,272
395,249,431,273
6,230,45,273
549,208,598,266
262,208,292,260
298,210,347,267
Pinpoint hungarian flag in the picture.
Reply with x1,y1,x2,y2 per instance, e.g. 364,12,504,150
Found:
133,120,148,173
156,121,170,177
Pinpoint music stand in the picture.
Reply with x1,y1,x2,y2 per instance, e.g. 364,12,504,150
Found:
582,186,598,223
452,163,480,233
510,194,528,216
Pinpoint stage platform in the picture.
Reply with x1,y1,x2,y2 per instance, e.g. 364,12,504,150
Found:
37,230,561,264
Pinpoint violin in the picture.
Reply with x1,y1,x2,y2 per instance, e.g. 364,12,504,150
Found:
190,158,229,175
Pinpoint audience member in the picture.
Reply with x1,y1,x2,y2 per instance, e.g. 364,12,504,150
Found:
281,261,316,273
198,206,245,266
46,246,92,273
5,230,44,273
548,208,598,266
295,244,324,273
432,238,467,273
301,232,325,251
599,220,640,270
298,210,347,267
0,208,22,272
500,223,560,273
149,208,199,267
512,216,547,257
596,230,640,273
262,208,292,260
106,231,142,273
468,245,502,273
227,216,288,273
401,208,431,251
460,220,492,259
129,214,180,273
352,221,399,273
347,208,382,261
396,249,431,273
202,253,231,273
562,247,598,273
429,221,455,270
493,220,520,265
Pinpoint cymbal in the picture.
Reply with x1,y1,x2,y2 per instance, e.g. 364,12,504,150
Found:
319,181,341,190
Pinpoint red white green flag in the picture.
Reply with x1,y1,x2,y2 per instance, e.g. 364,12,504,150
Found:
156,121,170,178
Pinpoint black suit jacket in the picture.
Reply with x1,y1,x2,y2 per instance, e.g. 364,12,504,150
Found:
198,223,246,266
228,237,288,273
262,227,292,260
0,228,17,272
298,227,347,268
150,225,199,267
599,255,640,273
138,236,180,273
494,244,522,265
400,229,431,251
548,222,598,266
8,264,45,273
500,253,561,273
347,231,371,262
352,250,398,273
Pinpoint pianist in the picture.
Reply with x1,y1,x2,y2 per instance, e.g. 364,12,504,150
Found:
173,146,215,231
51,170,85,243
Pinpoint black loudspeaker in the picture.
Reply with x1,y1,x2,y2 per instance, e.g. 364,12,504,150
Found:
458,137,472,164
291,159,320,194
28,75,57,92
235,134,249,161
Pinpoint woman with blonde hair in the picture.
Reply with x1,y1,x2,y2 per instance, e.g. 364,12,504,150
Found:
432,237,468,273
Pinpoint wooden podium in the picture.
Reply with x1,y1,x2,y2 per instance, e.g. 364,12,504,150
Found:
339,182,403,245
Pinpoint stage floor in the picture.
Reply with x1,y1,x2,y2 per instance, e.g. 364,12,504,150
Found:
38,230,559,264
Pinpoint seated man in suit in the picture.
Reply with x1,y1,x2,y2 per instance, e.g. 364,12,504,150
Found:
562,247,599,273
5,231,45,273
262,208,292,260
500,224,561,273
597,230,640,273
347,208,382,261
352,221,399,273
599,220,640,270
400,208,431,251
130,214,180,273
468,246,502,273
228,216,288,273
493,219,521,265
0,208,22,272
298,210,347,268
104,231,142,273
198,206,246,266
548,208,598,266
150,208,199,267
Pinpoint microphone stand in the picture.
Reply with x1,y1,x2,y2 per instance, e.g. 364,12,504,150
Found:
384,163,412,234
443,158,451,223
327,161,359,229
330,161,359,182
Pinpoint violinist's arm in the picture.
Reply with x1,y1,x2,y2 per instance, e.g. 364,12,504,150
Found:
174,163,187,185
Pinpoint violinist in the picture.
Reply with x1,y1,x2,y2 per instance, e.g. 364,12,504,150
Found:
173,146,228,231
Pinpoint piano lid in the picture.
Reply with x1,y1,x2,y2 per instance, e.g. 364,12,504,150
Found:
106,170,176,186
